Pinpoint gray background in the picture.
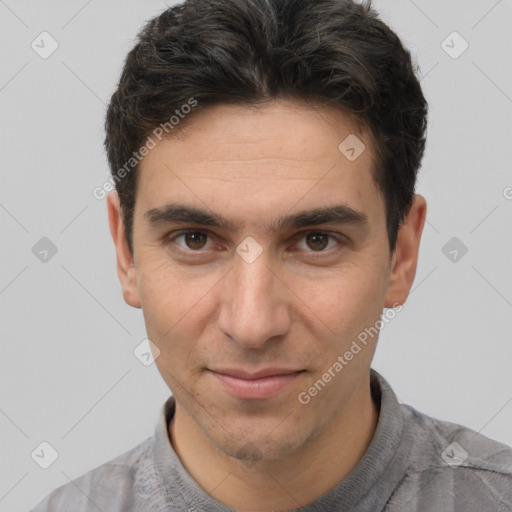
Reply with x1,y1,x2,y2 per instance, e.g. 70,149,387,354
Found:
1,0,511,510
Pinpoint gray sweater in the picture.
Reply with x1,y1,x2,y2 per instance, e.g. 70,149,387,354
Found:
30,369,512,511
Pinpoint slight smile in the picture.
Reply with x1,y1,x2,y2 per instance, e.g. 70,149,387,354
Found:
208,368,307,400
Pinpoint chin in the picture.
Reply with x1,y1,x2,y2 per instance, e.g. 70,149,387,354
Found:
206,421,310,463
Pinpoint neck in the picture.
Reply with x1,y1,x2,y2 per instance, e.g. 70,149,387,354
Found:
169,373,379,511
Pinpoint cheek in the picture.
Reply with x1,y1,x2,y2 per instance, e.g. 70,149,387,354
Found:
137,252,207,320
297,263,387,342
136,257,223,361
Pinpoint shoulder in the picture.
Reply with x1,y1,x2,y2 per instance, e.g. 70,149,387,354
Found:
29,437,152,512
402,402,512,470
396,403,512,510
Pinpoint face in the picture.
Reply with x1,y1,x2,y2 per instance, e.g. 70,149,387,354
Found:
109,98,418,462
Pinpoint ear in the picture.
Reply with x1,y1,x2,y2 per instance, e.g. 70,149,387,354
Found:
384,194,427,307
107,190,141,308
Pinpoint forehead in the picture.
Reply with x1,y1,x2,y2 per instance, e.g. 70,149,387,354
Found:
135,99,383,223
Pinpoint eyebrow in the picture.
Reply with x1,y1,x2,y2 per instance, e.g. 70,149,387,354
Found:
144,202,368,233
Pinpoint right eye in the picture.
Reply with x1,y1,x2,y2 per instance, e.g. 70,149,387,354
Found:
168,230,214,252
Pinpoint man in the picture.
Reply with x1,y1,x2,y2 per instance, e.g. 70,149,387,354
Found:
31,0,512,510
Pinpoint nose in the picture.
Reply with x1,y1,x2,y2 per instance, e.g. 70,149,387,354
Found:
217,248,292,349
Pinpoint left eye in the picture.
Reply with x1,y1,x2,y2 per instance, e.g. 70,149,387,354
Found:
295,232,340,252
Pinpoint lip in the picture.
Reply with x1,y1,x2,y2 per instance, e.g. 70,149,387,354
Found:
209,368,305,400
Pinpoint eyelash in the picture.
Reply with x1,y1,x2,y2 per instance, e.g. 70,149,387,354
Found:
166,229,346,258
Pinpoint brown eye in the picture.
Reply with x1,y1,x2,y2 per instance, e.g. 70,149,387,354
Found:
183,232,208,250
305,232,330,251
170,231,212,252
294,231,342,255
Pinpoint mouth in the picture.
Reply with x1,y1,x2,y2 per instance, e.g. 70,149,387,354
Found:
208,368,306,400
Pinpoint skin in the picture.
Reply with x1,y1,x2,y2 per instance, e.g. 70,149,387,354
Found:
107,98,427,511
